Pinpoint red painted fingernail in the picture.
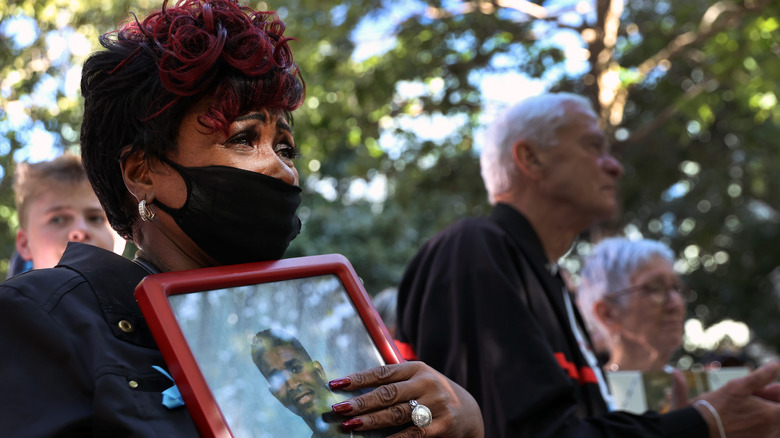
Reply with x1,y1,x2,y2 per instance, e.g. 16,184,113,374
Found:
329,377,351,390
342,418,363,430
332,401,353,414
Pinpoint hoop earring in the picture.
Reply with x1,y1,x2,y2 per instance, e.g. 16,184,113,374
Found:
139,199,156,221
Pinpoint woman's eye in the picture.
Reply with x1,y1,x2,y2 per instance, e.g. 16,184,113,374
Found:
226,133,253,147
276,143,300,160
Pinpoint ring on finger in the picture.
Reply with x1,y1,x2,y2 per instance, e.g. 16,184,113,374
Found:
409,399,432,428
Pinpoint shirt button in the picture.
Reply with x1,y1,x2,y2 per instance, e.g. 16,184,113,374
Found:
128,380,139,389
118,320,134,333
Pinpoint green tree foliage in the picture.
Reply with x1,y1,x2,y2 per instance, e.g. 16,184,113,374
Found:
0,0,151,273
612,0,780,357
2,0,779,356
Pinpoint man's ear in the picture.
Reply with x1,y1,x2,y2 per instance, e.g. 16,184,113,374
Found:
120,146,155,203
313,361,326,382
16,229,32,261
594,300,620,331
511,140,544,179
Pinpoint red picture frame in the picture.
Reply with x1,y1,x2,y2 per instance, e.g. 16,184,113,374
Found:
135,254,402,438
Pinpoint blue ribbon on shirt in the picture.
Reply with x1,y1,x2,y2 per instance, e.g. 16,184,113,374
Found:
152,365,185,409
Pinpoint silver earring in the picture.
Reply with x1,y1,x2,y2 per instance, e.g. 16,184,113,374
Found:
139,199,155,221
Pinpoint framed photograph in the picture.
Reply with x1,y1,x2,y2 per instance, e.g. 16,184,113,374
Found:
606,367,750,414
135,254,403,438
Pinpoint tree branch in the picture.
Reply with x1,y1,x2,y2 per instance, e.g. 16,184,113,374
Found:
617,79,714,149
636,0,769,78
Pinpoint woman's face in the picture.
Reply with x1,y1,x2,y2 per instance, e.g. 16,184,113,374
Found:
176,105,297,181
138,104,300,269
154,104,299,209
613,256,686,360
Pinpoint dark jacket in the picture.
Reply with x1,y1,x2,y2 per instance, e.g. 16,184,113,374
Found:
397,203,707,438
0,242,199,437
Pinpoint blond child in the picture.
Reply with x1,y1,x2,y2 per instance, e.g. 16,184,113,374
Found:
13,153,124,272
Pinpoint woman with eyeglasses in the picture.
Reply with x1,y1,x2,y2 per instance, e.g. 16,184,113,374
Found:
577,237,688,373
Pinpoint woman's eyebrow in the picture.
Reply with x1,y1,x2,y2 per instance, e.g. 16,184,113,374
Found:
233,114,291,133
235,113,266,123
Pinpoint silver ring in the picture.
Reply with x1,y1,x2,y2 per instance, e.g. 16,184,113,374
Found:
409,399,432,428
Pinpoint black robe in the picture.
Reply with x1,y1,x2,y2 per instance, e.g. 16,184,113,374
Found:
397,203,707,438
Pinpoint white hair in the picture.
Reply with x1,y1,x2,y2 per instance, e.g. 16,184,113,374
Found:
577,237,675,344
480,92,597,204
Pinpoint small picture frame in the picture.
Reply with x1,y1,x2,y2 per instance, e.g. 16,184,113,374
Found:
606,367,750,414
135,254,402,438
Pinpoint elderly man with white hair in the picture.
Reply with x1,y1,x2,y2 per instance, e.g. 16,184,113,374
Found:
397,92,780,438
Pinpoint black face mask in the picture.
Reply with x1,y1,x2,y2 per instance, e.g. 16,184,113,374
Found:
153,160,302,265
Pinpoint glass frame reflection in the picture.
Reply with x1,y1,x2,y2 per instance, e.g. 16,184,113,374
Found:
135,254,401,438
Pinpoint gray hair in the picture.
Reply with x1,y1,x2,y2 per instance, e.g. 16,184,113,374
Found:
480,92,597,204
577,237,675,341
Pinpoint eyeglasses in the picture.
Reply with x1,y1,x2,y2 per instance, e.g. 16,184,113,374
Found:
605,280,690,305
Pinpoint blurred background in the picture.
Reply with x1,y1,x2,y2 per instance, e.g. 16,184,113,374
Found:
2,0,779,366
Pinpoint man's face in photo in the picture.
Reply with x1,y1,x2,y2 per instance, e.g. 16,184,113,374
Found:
259,344,331,421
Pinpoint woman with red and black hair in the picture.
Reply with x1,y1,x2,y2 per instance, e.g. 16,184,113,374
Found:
0,0,483,436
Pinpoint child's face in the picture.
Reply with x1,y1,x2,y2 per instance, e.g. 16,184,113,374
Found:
16,182,121,269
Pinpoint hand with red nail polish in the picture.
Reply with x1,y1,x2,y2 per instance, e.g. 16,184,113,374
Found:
331,401,353,414
327,362,484,437
342,418,363,431
328,377,351,390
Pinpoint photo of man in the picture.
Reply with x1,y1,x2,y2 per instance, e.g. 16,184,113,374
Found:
251,328,344,437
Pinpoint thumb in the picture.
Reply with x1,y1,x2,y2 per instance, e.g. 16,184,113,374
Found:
753,382,780,403
738,362,780,394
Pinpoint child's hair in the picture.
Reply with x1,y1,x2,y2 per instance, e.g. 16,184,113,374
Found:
14,154,91,228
